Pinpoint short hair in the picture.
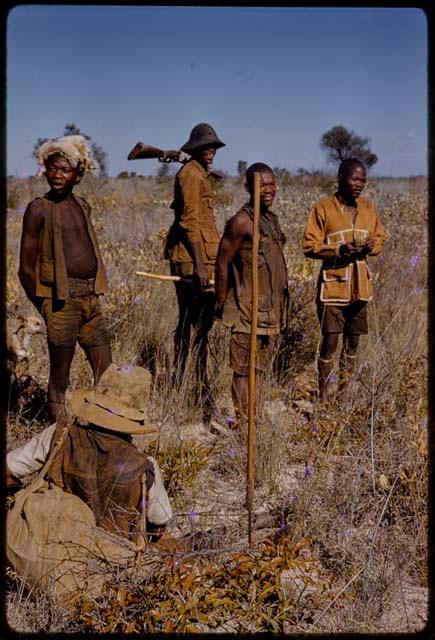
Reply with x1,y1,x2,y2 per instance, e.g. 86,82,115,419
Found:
338,157,366,177
245,162,275,188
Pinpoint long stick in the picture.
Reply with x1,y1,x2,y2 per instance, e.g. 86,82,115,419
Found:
136,271,215,285
247,172,260,546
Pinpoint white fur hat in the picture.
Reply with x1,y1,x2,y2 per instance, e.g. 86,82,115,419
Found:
37,135,97,176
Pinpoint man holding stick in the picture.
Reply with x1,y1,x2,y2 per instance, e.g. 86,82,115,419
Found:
164,123,225,424
215,164,288,429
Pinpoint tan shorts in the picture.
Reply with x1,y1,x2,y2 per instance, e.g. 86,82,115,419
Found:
230,332,277,376
41,283,110,348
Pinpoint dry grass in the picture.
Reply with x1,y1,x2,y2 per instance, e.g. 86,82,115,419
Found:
5,173,428,633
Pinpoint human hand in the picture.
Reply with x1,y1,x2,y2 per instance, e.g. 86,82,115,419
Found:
360,235,375,255
339,243,360,258
195,263,210,288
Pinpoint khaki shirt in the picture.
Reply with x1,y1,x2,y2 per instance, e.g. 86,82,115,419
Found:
164,159,219,265
302,194,386,305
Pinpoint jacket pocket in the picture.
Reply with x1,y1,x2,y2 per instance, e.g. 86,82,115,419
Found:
200,227,219,261
356,260,373,301
323,265,349,282
39,257,54,284
320,265,351,302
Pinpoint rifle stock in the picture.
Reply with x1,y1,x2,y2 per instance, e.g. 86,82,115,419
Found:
127,143,180,161
128,142,223,180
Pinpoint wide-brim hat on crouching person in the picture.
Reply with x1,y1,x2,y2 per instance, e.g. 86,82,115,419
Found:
180,122,225,153
71,363,156,434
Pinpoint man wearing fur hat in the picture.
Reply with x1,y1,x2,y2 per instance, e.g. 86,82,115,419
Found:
18,135,112,423
6,364,173,543
164,123,225,424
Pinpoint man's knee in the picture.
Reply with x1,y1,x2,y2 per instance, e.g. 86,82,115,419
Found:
343,333,360,355
320,333,339,358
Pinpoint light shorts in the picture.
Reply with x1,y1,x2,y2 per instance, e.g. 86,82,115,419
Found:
41,279,110,348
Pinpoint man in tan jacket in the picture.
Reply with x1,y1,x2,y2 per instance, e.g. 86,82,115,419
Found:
164,123,225,424
302,158,386,402
18,136,112,423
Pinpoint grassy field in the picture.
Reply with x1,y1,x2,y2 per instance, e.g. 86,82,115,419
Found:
6,172,428,633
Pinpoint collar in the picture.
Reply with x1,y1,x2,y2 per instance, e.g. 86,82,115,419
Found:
333,192,358,212
188,158,209,178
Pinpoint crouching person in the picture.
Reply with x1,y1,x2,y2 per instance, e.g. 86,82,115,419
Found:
7,364,172,543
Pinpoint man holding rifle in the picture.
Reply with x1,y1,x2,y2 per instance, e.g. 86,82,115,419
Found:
163,123,225,424
215,163,288,430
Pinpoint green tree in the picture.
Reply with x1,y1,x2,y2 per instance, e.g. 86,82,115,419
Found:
320,125,378,168
33,123,109,176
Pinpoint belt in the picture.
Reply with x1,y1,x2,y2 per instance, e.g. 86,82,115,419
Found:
68,277,95,298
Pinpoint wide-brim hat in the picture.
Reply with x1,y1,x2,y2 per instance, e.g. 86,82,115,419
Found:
180,123,225,153
70,363,157,434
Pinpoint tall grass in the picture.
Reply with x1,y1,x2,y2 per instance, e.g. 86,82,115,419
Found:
6,173,427,633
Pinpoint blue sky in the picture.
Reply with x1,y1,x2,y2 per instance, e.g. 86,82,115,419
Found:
7,6,427,177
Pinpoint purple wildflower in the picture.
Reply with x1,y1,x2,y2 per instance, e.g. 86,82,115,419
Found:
226,415,235,426
188,510,197,526
414,287,424,295
329,374,338,384
311,424,319,433
339,513,348,522
304,464,314,478
410,255,420,268
227,448,237,459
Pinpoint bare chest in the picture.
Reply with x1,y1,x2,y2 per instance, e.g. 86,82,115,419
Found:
59,200,88,236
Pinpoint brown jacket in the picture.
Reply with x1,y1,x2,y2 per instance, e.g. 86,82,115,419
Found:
302,194,386,305
164,159,219,265
35,194,108,300
222,205,288,335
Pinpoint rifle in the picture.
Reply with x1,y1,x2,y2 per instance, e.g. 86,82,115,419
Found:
127,142,223,180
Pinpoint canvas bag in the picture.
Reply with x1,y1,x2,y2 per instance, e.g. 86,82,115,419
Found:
6,425,159,608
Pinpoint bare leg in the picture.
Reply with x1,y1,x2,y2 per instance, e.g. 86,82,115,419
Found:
84,342,112,384
337,334,359,401
191,291,215,423
232,372,249,431
318,333,339,401
231,370,266,433
173,282,192,385
47,344,76,423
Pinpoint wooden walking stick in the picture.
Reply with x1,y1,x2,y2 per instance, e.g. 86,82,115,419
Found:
247,172,261,546
136,271,215,286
